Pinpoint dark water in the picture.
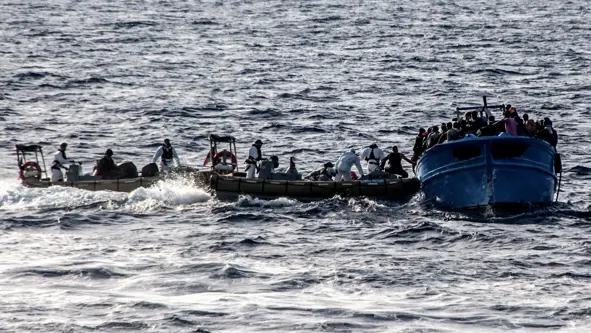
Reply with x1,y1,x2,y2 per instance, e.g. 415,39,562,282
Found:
1,1,591,332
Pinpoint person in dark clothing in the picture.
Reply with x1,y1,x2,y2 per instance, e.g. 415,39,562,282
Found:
459,119,468,137
412,128,426,163
304,162,336,181
523,113,529,123
515,116,526,136
380,146,413,178
94,149,118,179
427,126,440,149
422,127,432,151
539,117,558,147
470,110,484,132
440,122,461,142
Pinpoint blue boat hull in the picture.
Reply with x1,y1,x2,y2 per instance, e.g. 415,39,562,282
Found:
416,136,557,209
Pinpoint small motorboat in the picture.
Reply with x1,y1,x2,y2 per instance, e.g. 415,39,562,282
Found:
16,144,172,192
415,96,562,209
198,134,421,200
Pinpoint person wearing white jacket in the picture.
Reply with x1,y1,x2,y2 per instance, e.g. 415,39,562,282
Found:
359,143,384,173
335,149,364,181
51,142,71,182
152,139,181,172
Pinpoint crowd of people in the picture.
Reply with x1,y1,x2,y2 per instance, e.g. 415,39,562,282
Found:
409,106,559,163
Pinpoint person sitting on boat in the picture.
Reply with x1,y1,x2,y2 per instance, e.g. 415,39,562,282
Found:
152,138,181,173
51,142,73,182
335,149,364,181
304,162,336,181
245,139,263,178
360,143,384,173
93,149,119,179
380,145,413,178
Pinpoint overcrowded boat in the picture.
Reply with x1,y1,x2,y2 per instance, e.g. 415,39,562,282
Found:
414,96,562,209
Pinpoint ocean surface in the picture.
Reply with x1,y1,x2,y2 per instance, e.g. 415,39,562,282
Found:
1,1,591,332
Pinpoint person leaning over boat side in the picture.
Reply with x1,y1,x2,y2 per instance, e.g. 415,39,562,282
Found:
335,149,364,181
152,138,180,173
93,149,118,179
304,162,336,181
360,143,384,173
245,139,263,178
380,145,413,178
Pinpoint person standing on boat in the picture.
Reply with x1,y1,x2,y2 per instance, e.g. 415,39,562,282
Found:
245,139,263,178
360,143,384,173
335,149,364,181
411,128,427,163
51,142,73,182
152,138,180,173
502,110,518,136
380,146,413,178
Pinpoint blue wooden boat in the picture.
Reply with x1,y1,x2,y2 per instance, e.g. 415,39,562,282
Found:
415,97,562,209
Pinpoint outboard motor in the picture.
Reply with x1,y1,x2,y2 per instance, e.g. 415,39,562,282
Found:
117,161,138,179
257,159,274,180
66,163,82,181
141,163,159,177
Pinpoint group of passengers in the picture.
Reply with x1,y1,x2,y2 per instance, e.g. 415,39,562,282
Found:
243,139,413,181
50,139,181,182
410,106,559,163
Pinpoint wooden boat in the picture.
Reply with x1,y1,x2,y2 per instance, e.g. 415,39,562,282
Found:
416,96,562,209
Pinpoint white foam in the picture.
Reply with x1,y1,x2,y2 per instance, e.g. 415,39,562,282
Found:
0,177,210,213
0,178,124,212
237,195,297,208
124,178,211,211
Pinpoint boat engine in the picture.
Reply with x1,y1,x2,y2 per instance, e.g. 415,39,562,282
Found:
66,164,83,181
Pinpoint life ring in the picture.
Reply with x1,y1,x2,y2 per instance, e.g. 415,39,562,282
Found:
19,161,42,180
213,151,237,171
203,151,238,171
